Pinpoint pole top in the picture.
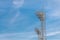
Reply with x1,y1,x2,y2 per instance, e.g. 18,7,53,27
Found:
36,11,45,21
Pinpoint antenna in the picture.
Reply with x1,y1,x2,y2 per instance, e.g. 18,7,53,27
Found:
35,11,46,40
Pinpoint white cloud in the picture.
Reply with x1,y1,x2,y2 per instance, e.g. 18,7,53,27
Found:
12,0,24,8
10,0,24,24
0,32,37,40
45,0,60,19
47,9,60,20
47,31,60,36
0,31,60,40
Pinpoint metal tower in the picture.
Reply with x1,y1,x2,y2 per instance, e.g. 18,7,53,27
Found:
35,11,46,40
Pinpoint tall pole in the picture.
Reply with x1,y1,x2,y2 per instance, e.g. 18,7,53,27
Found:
35,11,46,40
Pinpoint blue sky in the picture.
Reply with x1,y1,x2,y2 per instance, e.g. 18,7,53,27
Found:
0,0,60,40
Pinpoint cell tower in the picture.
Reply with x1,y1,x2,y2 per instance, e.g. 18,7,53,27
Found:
35,11,46,40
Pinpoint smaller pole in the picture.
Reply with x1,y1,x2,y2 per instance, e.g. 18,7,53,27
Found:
35,28,41,40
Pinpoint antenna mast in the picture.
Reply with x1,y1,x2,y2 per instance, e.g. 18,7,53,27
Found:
35,11,46,40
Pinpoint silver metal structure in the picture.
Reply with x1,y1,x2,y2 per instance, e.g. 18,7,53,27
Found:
35,11,46,40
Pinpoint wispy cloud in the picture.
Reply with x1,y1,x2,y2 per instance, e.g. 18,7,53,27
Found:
48,9,60,19
45,0,60,19
10,12,20,24
47,31,60,36
0,32,37,40
10,0,24,24
12,0,24,8
0,31,60,40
